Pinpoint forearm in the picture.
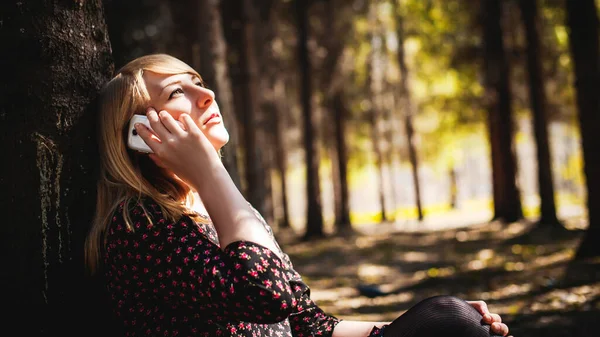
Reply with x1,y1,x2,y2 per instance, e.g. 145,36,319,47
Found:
190,163,281,257
332,321,390,337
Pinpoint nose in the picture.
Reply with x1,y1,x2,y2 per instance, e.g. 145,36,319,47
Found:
196,87,215,110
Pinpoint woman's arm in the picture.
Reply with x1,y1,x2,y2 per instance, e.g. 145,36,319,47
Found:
136,111,282,257
332,321,389,337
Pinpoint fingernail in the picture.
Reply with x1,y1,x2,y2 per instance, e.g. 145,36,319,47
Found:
134,123,141,129
484,314,491,321
146,107,155,115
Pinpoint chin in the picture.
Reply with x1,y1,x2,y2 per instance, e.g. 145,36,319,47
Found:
206,127,230,151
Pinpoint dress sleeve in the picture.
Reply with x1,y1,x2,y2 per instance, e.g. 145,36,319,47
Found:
288,280,341,337
104,198,296,324
245,205,341,337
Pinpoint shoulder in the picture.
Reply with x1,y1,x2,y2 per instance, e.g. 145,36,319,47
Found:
107,196,184,239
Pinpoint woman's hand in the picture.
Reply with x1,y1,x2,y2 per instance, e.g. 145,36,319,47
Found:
134,108,221,187
466,300,511,336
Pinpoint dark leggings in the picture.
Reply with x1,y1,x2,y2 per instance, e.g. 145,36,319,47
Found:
381,296,502,337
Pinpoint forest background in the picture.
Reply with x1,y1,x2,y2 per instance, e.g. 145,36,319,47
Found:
1,0,599,336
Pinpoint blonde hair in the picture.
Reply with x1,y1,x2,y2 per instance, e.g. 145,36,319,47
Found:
85,54,204,274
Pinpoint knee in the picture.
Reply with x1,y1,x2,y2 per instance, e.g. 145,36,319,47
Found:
417,295,484,323
421,295,475,313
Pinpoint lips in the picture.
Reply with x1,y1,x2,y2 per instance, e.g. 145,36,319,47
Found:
203,112,220,125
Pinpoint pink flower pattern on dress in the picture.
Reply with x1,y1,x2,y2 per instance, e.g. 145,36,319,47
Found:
104,198,386,336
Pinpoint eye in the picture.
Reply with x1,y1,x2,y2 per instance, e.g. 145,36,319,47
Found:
195,81,204,88
168,88,184,99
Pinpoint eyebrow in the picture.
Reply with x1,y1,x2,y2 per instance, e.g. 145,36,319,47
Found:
160,74,200,97
160,80,182,97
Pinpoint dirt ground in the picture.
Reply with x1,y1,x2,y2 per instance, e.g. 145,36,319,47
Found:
276,217,600,337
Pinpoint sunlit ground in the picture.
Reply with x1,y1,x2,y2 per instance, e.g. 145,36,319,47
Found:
276,214,599,336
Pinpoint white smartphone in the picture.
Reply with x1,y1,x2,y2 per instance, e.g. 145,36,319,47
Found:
127,114,154,153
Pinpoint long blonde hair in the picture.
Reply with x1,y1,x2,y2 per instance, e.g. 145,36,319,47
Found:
85,54,203,274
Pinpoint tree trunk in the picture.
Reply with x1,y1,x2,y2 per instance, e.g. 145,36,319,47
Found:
332,91,352,229
272,80,291,228
450,167,458,209
367,29,388,223
519,0,562,228
296,0,324,239
170,0,243,192
195,0,242,191
481,0,523,223
320,0,352,232
0,1,113,335
221,0,270,216
565,0,600,259
393,1,424,221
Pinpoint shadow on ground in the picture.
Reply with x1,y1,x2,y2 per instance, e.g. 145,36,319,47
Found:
276,217,600,337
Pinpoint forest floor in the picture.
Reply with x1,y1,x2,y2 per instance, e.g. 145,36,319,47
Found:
276,215,600,337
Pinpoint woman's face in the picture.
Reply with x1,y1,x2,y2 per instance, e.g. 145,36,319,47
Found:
142,71,229,151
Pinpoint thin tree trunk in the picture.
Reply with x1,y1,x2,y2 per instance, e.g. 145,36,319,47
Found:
393,1,424,221
565,0,600,259
481,0,523,223
450,167,458,209
169,0,242,190
320,0,352,232
0,1,113,335
296,0,324,239
332,91,352,229
367,30,388,223
194,0,242,190
221,0,269,215
272,80,291,228
519,0,562,228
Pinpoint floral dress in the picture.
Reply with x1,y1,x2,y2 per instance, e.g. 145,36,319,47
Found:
104,198,387,336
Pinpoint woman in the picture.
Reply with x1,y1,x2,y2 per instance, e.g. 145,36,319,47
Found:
85,54,511,337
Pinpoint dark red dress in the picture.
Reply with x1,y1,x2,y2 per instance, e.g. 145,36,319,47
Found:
103,198,386,336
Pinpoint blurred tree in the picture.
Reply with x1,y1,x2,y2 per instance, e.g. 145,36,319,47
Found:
319,0,354,231
104,0,175,68
392,0,424,221
271,78,292,229
254,0,291,228
169,0,242,191
368,4,388,223
565,0,600,258
296,0,325,239
221,0,272,219
0,1,114,336
519,0,562,228
481,0,523,223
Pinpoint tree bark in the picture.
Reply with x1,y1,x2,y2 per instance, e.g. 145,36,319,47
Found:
481,0,523,223
0,1,113,335
519,0,562,228
393,1,424,221
332,91,352,229
272,80,291,228
565,0,600,259
320,0,352,231
221,0,270,216
367,27,388,223
296,0,325,239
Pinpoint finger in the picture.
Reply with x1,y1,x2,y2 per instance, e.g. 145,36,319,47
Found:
179,113,201,135
467,301,490,321
157,110,185,136
490,322,509,336
490,313,502,323
134,123,160,153
146,108,170,140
